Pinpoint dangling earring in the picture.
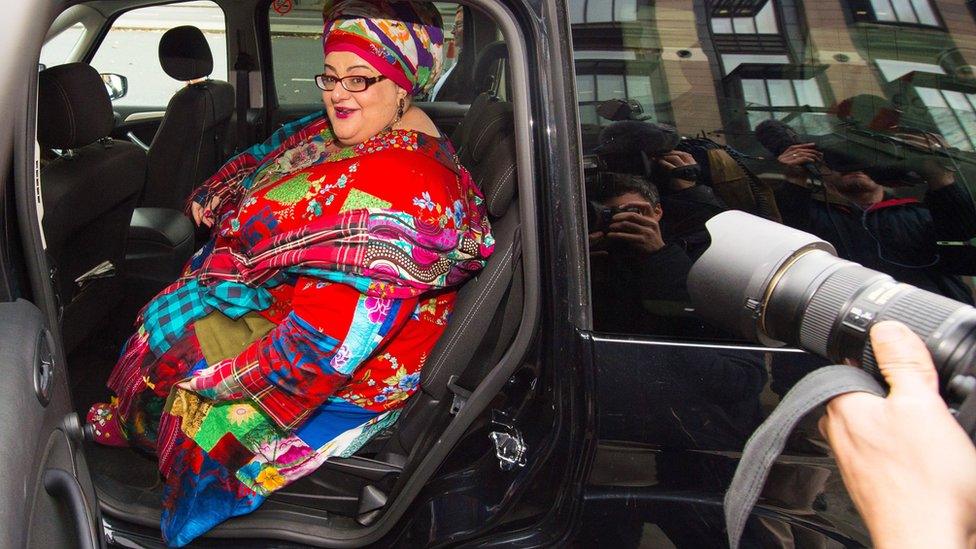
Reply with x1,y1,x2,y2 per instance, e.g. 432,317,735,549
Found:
391,97,405,128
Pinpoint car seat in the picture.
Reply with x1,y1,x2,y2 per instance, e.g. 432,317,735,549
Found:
141,25,234,210
37,63,146,352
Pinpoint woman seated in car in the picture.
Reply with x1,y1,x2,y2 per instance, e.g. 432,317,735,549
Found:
86,1,493,545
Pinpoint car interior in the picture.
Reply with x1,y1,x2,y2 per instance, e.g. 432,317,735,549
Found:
34,0,538,544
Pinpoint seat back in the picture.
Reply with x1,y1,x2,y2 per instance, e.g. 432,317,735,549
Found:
142,26,234,209
38,63,146,352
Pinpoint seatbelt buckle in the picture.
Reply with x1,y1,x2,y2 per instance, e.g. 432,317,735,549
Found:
447,375,472,415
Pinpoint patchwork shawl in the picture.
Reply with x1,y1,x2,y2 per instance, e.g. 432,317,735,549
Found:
109,112,492,546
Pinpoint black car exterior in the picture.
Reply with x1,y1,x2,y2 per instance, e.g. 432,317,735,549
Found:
2,0,975,547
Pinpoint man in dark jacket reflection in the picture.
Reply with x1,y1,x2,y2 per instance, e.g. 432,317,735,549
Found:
587,171,698,335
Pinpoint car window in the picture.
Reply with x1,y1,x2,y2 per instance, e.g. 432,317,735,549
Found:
268,1,459,108
39,23,85,70
574,0,976,341
89,1,228,108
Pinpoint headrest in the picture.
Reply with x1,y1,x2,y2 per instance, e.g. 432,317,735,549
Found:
159,26,213,81
37,63,113,149
473,41,508,93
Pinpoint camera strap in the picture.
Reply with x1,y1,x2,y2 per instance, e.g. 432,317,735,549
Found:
724,365,885,548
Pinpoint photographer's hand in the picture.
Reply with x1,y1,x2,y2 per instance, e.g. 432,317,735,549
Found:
777,143,823,186
819,321,976,549
606,211,665,254
658,151,698,191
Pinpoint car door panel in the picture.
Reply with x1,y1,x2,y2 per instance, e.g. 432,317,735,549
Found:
584,335,861,546
0,299,101,548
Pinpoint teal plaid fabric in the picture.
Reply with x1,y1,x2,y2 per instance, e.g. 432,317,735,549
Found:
142,278,273,356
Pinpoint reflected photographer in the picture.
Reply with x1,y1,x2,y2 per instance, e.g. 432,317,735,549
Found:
769,125,976,305
587,173,697,335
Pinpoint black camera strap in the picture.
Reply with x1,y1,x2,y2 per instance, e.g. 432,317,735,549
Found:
724,365,885,548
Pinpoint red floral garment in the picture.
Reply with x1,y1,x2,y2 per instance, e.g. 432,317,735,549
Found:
202,138,466,415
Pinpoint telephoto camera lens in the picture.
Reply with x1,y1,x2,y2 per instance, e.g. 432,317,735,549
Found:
687,212,976,423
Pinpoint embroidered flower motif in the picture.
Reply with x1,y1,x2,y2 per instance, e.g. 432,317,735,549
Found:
305,199,322,218
451,199,465,226
255,466,287,492
398,372,420,392
332,345,351,370
227,403,257,426
364,296,392,323
412,191,435,211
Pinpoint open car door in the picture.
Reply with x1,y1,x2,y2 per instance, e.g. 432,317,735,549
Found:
0,302,102,548
0,1,103,547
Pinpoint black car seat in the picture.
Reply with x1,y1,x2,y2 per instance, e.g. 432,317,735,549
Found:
272,53,521,524
38,63,146,352
141,25,234,210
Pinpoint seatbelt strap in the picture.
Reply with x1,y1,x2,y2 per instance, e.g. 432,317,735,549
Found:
233,31,254,152
724,365,885,548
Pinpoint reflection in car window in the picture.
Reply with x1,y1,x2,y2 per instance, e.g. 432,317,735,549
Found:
89,1,227,108
575,0,976,340
268,1,457,107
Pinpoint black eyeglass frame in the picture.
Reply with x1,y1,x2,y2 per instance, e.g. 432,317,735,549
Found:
314,74,388,92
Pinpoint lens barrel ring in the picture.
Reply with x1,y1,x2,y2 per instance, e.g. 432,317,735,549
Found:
798,265,871,357
860,289,969,377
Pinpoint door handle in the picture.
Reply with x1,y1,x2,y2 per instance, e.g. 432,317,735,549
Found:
33,328,55,406
43,468,100,549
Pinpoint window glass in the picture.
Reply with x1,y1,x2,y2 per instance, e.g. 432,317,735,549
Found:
89,1,227,108
868,0,942,25
39,23,85,69
712,0,779,34
268,1,458,107
574,0,976,340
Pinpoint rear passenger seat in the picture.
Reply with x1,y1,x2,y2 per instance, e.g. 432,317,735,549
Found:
272,90,522,524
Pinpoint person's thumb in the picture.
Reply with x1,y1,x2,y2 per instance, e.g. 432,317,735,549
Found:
870,321,939,397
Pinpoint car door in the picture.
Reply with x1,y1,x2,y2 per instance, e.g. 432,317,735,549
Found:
2,3,103,547
556,0,976,546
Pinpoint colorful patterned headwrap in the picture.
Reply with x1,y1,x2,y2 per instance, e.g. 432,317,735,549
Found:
322,1,445,97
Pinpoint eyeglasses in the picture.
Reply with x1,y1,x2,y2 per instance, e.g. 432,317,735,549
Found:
314,74,387,92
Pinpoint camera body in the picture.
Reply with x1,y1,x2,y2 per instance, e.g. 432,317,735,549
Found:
587,201,643,233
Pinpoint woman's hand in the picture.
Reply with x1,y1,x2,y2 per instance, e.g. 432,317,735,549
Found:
819,321,976,549
190,196,221,228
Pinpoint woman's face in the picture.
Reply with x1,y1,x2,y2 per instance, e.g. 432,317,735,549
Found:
323,51,406,146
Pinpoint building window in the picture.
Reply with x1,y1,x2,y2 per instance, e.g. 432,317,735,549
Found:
710,0,778,34
569,0,639,24
742,77,827,132
866,0,940,26
915,87,976,150
575,59,667,131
